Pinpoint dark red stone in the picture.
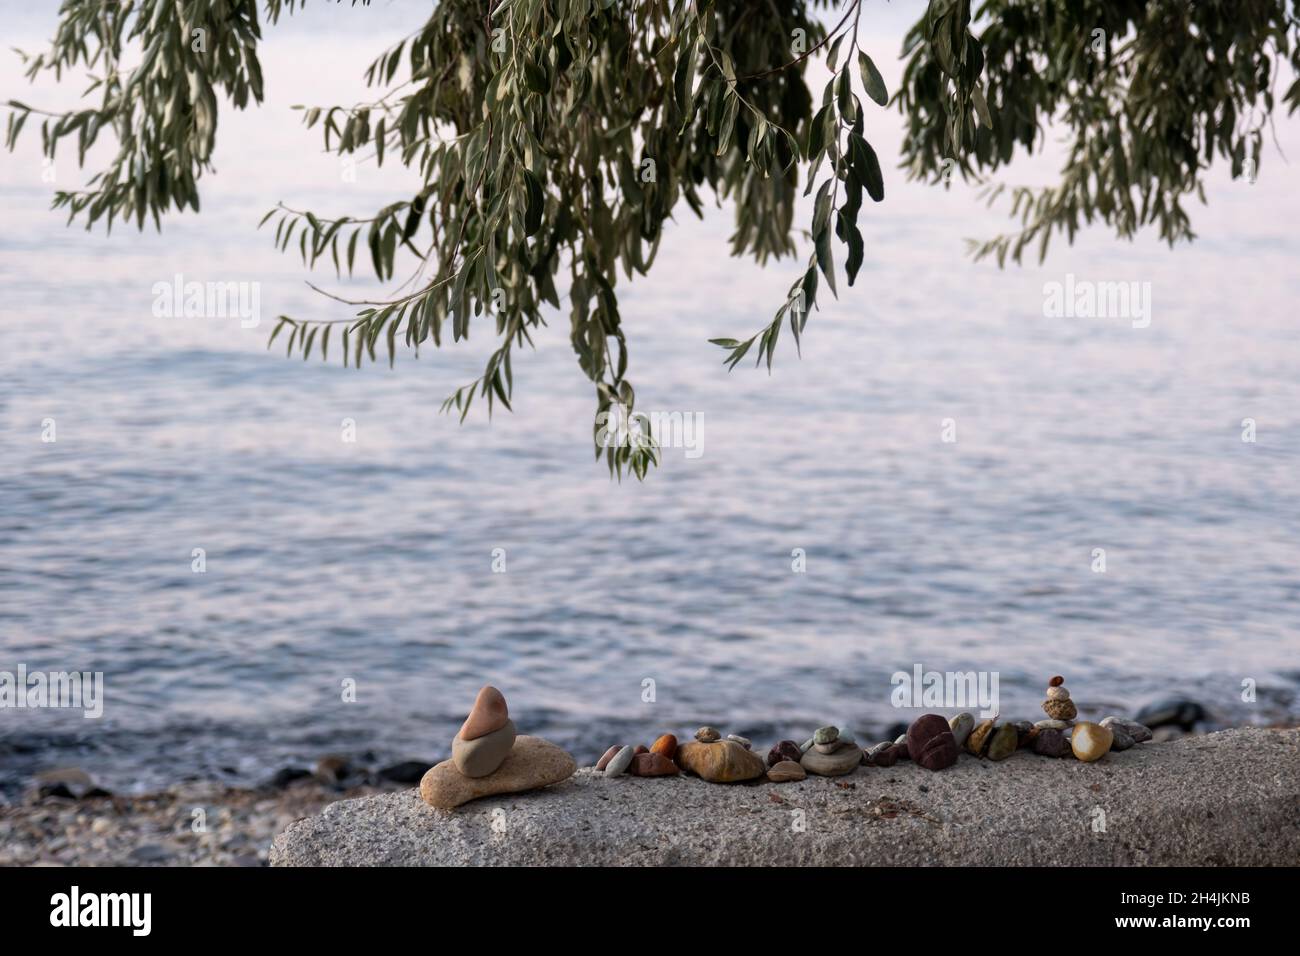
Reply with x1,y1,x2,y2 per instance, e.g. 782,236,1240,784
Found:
767,740,803,767
906,714,959,771
1048,675,1064,687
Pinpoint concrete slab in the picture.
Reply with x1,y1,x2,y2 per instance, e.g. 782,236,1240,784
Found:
270,727,1299,866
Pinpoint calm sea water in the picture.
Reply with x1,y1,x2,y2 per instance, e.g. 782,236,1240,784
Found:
3,7,1299,795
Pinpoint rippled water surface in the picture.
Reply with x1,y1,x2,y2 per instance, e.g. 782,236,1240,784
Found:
2,6,1299,794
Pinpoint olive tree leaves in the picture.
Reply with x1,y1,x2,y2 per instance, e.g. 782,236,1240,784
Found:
14,0,1296,477
5,0,274,232
897,0,1300,266
4,0,893,478
709,9,891,375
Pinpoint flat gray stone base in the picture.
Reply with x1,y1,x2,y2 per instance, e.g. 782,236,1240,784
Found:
270,727,1299,866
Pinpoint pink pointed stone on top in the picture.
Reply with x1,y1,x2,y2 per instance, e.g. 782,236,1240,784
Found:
458,685,509,741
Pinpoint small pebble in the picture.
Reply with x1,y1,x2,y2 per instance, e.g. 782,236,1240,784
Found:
767,740,803,767
1035,719,1069,730
866,742,898,768
631,752,679,777
986,723,1018,761
1042,698,1078,721
725,734,751,750
1046,686,1070,701
604,745,635,777
1107,726,1136,751
813,726,839,746
948,713,975,750
1048,675,1064,687
1100,716,1152,743
595,746,622,771
966,719,995,756
767,760,806,783
1070,722,1113,762
650,734,678,760
1032,728,1072,758
694,727,721,743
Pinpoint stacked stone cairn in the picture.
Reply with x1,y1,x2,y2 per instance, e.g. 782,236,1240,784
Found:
420,685,576,809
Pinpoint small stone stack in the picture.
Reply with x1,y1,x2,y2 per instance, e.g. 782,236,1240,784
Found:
451,686,515,777
799,725,862,777
676,727,766,782
766,739,806,781
1040,675,1077,723
421,685,576,809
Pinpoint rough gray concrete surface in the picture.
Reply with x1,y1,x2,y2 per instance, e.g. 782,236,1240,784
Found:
270,727,1299,866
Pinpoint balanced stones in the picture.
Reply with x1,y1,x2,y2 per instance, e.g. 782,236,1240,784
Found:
768,740,803,767
694,726,721,743
1041,676,1078,722
800,739,862,777
424,684,578,808
986,723,1018,761
450,719,516,776
676,739,766,783
452,685,516,778
906,714,959,771
767,760,806,783
812,726,840,753
421,735,575,809
459,685,509,740
1070,721,1113,762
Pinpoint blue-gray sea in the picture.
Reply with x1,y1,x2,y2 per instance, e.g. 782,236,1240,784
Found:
2,5,1298,795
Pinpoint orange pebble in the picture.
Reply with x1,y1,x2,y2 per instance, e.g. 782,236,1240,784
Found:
650,733,678,760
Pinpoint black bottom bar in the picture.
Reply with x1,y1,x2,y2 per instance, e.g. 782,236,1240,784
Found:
0,865,1286,941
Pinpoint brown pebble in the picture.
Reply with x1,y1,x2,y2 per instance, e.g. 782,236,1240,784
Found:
633,745,649,755
457,685,510,741
1048,675,1064,687
630,752,679,777
595,746,621,771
